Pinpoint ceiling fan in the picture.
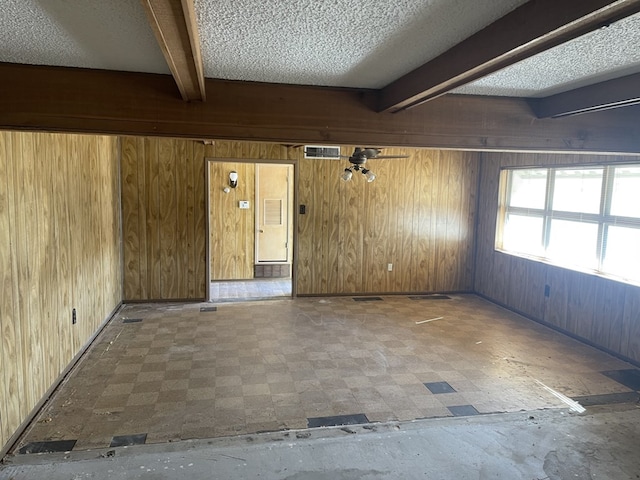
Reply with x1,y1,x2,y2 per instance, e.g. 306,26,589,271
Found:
340,147,408,182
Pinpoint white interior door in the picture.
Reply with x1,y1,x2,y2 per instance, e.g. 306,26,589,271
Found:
256,164,291,263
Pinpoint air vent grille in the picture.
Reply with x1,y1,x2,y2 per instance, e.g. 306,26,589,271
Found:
304,145,341,159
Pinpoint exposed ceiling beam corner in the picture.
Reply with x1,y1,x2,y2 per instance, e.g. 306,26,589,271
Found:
377,0,640,114
141,0,206,102
528,72,640,118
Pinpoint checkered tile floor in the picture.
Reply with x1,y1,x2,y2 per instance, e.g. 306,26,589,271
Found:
15,295,637,452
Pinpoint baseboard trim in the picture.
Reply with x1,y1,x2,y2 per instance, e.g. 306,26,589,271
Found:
474,292,640,369
1,301,125,460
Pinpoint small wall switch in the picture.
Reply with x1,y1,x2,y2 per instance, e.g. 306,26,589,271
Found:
239,201,250,209
387,263,393,272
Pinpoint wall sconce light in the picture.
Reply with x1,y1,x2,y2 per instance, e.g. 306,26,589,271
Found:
229,171,238,188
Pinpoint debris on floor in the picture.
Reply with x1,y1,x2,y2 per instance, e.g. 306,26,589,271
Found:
415,316,443,324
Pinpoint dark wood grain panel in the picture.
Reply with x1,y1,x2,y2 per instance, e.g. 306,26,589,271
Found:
476,151,640,364
0,131,121,454
295,147,478,295
121,137,208,300
3,63,640,154
622,285,640,362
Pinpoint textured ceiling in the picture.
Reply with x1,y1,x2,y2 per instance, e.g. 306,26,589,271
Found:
194,0,526,89
0,0,638,98
0,0,168,74
454,11,640,97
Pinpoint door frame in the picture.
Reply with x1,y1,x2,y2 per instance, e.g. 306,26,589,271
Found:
205,157,299,301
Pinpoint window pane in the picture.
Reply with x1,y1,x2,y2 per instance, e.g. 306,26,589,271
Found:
610,166,640,218
552,168,603,214
502,214,544,256
547,219,598,269
602,225,640,283
508,169,547,209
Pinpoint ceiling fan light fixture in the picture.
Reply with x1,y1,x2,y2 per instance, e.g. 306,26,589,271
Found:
362,168,376,182
341,168,353,182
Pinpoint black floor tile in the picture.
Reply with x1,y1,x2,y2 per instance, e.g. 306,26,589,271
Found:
352,297,383,302
122,318,142,323
448,405,480,417
110,433,147,447
424,381,456,394
307,413,369,428
601,369,640,391
573,391,640,406
19,439,77,454
408,295,451,300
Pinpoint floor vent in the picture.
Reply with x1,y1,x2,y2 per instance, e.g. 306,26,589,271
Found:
352,296,383,302
254,264,290,278
408,294,451,300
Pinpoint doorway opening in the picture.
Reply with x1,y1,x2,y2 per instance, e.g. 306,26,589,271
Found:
206,160,295,302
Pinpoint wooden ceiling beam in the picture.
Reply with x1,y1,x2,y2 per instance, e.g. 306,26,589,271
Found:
140,0,206,101
378,0,640,113
528,72,640,118
1,63,640,154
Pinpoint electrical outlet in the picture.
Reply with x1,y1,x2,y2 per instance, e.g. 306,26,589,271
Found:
387,263,393,272
72,308,77,325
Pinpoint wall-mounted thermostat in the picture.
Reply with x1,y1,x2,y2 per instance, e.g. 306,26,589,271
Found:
239,201,250,209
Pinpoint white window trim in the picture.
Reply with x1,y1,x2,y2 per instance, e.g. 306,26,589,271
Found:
496,163,640,286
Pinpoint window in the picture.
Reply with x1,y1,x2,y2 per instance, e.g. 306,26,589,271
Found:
496,164,640,285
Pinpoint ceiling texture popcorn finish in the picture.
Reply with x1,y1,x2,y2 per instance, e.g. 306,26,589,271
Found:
1,0,640,152
193,0,527,89
0,0,638,97
0,0,169,74
455,11,640,97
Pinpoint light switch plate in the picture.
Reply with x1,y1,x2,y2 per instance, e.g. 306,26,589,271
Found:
239,201,250,209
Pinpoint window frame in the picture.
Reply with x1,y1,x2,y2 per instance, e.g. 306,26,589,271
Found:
495,162,640,285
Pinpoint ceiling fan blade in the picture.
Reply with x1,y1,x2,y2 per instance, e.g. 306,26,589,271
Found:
371,155,409,159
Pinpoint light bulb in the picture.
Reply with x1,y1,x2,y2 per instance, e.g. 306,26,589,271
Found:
364,170,376,182
341,169,353,181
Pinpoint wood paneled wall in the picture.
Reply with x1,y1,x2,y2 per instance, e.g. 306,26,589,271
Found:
0,131,122,452
123,139,477,297
475,152,640,363
297,147,478,295
207,141,294,281
209,162,255,280
120,137,209,300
